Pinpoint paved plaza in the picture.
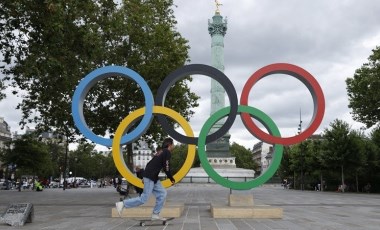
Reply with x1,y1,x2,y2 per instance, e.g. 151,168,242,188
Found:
0,183,379,229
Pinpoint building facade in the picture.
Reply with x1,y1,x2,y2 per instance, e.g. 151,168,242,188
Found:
132,141,154,169
252,141,274,175
0,117,11,149
0,117,12,179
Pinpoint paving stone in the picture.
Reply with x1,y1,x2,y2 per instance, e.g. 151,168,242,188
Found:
1,184,380,229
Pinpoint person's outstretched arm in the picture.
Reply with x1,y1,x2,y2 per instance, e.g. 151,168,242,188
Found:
163,150,175,184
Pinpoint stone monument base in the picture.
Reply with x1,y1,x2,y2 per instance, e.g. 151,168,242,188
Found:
0,203,34,226
182,167,255,183
211,194,283,218
207,157,236,168
111,196,184,218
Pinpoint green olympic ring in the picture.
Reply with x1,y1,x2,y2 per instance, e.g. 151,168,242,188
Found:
197,105,283,190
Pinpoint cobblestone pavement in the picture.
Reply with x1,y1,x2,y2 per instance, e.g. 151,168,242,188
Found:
0,183,380,229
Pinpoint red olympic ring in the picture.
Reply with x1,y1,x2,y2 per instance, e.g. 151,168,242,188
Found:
240,63,325,145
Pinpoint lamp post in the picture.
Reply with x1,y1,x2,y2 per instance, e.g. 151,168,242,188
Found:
74,157,77,187
300,144,304,191
100,160,103,188
63,136,69,191
298,109,304,191
265,152,273,181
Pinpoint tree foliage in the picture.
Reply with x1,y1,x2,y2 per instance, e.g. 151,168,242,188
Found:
277,146,291,179
323,119,351,168
0,0,199,146
346,46,380,128
0,134,53,177
170,144,199,175
368,127,380,172
278,119,380,192
230,142,258,170
0,80,5,101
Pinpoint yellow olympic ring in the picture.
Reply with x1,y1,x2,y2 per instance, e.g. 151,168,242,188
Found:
112,106,196,188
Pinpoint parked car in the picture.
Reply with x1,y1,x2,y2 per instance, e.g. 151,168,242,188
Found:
0,179,12,190
0,179,6,190
22,180,30,189
49,181,60,188
120,178,128,190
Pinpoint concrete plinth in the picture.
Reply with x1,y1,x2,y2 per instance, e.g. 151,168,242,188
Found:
228,194,254,206
111,196,184,218
211,194,283,219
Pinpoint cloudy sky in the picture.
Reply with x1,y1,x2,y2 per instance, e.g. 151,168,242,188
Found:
1,0,380,150
170,0,380,148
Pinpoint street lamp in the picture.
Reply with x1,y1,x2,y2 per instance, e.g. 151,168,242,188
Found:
100,160,103,188
74,157,77,188
63,136,69,191
298,109,304,191
300,144,304,191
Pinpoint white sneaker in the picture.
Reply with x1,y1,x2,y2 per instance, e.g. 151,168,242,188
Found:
115,201,124,217
151,213,161,220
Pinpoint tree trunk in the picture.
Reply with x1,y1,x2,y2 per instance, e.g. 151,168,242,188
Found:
320,171,324,192
355,170,359,192
18,176,21,192
63,138,69,191
341,165,345,192
126,143,134,194
126,143,133,171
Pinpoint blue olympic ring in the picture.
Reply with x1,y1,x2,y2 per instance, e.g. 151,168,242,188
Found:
71,66,154,147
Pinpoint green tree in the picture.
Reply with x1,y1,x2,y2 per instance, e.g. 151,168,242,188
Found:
0,134,53,183
346,46,380,128
323,119,366,192
281,145,300,189
347,130,367,192
45,141,66,179
367,127,380,191
0,0,199,159
70,143,103,179
277,146,292,179
230,142,258,170
0,79,5,101
170,144,199,176
308,139,328,191
323,119,350,191
288,142,310,190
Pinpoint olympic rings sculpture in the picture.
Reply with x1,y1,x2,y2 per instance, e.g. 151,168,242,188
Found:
71,63,325,190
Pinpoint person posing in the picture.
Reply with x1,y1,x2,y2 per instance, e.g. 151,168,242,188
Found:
115,137,176,220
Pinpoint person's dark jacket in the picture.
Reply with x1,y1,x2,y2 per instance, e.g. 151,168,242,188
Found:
136,169,144,179
143,148,174,183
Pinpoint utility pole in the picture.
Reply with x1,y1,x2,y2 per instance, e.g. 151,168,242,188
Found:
298,108,304,191
63,136,68,191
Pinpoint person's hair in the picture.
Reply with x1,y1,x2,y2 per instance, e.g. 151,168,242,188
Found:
162,137,174,149
156,146,162,152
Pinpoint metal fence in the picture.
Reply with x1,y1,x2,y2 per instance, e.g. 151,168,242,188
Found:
157,176,256,184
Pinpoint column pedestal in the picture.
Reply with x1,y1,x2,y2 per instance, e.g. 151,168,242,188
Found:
211,194,283,218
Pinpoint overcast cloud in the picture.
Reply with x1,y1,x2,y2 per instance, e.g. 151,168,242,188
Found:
172,0,380,148
1,0,380,150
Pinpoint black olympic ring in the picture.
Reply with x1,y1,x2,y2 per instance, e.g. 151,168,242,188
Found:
155,64,238,145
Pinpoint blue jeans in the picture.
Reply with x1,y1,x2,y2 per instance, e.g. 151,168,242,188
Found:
123,177,167,214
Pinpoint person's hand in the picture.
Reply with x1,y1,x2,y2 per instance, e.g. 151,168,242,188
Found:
170,178,175,185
